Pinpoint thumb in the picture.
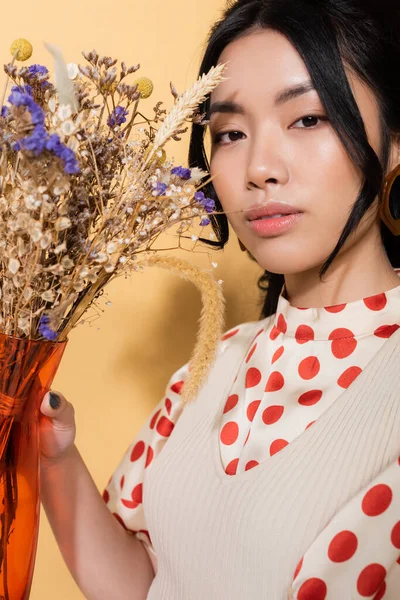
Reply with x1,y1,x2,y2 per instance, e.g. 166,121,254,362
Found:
40,390,75,427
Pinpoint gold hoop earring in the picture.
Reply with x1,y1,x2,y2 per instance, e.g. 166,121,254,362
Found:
380,164,400,236
238,238,247,252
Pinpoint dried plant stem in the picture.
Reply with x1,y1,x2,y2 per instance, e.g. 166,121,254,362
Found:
136,256,225,403
57,272,112,341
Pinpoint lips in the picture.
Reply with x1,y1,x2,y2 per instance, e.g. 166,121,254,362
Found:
246,202,302,221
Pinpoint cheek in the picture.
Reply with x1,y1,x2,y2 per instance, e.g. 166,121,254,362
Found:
210,151,244,211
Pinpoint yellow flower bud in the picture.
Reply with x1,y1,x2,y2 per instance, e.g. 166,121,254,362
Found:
10,38,33,62
134,77,154,99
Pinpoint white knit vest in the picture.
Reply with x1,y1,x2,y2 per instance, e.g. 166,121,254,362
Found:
144,320,400,600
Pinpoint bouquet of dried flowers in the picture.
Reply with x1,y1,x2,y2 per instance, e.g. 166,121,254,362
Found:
0,39,226,599
0,39,227,401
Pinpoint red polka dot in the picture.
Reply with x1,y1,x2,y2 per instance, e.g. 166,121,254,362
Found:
306,420,316,429
328,530,358,562
391,521,400,549
374,324,400,338
247,400,261,422
225,458,239,475
265,371,285,392
270,439,289,456
373,582,386,600
362,484,393,516
298,356,320,380
364,293,387,311
171,381,184,394
130,441,145,462
246,343,257,363
165,398,172,415
220,421,239,445
357,564,386,596
262,405,284,425
269,326,281,341
294,557,303,579
102,489,110,503
224,394,239,414
271,345,284,364
246,367,262,388
156,416,175,437
244,430,250,445
277,313,287,333
337,366,362,388
329,328,357,359
295,324,315,344
324,303,346,313
253,328,264,341
120,475,125,489
221,328,239,341
297,578,327,600
121,483,143,509
298,390,323,406
145,446,154,468
245,460,259,471
150,408,161,430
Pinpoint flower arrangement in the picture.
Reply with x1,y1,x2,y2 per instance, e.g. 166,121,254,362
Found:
0,39,226,398
0,39,227,600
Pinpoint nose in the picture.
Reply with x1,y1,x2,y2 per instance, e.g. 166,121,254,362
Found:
246,134,289,192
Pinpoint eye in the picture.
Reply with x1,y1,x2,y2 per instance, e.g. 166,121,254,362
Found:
292,115,329,129
212,130,246,145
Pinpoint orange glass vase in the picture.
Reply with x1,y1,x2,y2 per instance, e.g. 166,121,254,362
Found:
0,332,67,599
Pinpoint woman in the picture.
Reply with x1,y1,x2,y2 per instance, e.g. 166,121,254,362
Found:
39,0,400,598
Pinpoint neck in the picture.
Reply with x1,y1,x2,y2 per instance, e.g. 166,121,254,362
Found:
284,232,400,308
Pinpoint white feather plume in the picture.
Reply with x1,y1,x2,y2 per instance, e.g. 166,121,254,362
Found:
44,42,79,113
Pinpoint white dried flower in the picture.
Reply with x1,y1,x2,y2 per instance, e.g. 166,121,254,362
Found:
57,105,73,121
41,290,55,302
66,63,79,80
61,256,74,269
40,233,53,249
106,241,118,254
54,242,66,254
8,258,20,275
60,120,76,136
56,217,72,231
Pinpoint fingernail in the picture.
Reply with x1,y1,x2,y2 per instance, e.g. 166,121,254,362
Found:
49,392,61,410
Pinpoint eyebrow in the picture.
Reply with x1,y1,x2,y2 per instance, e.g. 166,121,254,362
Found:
208,80,316,117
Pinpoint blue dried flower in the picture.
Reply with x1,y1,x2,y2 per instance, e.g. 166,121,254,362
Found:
153,182,168,196
194,191,215,214
11,84,33,96
20,125,47,155
107,106,129,128
200,218,211,226
38,315,58,341
171,166,191,180
27,64,49,76
1,106,8,118
8,89,45,126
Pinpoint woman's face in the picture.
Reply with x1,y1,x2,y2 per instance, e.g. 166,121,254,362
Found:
209,28,397,277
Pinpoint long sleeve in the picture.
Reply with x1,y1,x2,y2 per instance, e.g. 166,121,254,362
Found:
290,457,400,599
103,362,189,573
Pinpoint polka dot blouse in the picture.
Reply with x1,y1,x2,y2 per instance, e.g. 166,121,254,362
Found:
105,275,400,598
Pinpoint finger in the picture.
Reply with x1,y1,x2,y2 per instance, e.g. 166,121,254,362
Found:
40,390,74,425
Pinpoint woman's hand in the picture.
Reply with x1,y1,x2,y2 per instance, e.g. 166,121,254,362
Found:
39,390,76,463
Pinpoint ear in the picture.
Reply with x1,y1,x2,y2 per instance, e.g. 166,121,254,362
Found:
387,133,400,172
